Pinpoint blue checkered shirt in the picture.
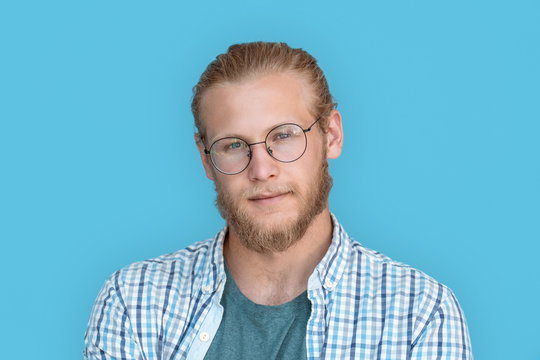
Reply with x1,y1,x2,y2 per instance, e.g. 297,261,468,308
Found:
85,214,472,359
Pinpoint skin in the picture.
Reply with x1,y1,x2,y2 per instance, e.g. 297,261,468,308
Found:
195,72,344,305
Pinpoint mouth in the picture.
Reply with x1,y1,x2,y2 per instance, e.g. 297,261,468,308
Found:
248,192,290,206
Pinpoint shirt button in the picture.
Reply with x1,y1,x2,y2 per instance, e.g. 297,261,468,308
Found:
199,332,210,342
325,280,335,289
204,285,211,292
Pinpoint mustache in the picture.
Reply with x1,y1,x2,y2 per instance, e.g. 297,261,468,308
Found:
242,184,296,199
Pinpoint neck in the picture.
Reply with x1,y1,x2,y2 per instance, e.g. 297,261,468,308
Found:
223,209,333,305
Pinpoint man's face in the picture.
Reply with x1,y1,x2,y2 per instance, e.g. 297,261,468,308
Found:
197,72,333,253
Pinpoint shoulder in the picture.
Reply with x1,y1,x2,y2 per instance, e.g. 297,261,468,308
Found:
85,236,224,357
346,238,456,313
344,239,469,340
121,237,214,276
341,239,471,355
103,236,218,301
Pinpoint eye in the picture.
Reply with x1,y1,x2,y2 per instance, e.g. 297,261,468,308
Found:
218,138,247,153
270,126,301,143
277,133,290,140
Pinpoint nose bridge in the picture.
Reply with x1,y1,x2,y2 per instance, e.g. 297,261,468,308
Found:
248,140,272,158
247,139,278,180
248,140,266,148
247,139,270,158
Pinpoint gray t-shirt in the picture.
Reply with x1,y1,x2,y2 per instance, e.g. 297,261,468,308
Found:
204,262,311,359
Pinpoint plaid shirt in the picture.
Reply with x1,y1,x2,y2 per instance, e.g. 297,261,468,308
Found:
85,214,472,359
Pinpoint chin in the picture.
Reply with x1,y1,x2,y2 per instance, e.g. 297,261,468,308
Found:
256,210,298,227
248,198,301,220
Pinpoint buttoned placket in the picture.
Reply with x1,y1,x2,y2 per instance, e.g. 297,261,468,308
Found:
184,278,226,360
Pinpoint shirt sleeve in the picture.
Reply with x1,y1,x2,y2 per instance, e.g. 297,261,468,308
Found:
84,272,144,360
409,290,473,359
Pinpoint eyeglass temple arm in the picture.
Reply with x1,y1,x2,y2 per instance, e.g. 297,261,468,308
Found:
304,117,321,133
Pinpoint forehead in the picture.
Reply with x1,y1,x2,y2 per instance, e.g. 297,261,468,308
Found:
199,72,315,141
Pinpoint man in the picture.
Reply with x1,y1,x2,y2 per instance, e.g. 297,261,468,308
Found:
85,42,472,359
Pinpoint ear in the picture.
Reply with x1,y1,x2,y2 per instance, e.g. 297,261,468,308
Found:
325,109,344,159
195,134,215,181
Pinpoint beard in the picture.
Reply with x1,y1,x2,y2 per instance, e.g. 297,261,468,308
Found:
215,158,333,254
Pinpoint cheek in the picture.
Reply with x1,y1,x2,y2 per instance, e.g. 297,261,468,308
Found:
297,144,325,175
214,175,243,197
293,151,327,191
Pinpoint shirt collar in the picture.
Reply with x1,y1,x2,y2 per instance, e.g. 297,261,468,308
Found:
311,213,352,292
200,228,226,294
201,213,352,294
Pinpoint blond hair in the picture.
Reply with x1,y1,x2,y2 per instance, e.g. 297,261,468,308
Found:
191,42,337,140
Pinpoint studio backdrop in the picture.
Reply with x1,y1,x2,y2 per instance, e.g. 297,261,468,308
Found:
1,0,539,359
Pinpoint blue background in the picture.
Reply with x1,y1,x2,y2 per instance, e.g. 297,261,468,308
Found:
1,0,539,359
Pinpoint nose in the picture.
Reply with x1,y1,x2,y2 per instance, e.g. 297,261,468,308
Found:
247,142,279,181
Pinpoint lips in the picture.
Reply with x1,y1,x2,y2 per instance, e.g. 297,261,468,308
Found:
248,191,291,205
249,192,288,201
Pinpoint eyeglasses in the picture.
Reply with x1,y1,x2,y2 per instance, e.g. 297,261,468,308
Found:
204,118,321,175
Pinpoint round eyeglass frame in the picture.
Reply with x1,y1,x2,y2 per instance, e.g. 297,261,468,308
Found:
203,118,321,175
